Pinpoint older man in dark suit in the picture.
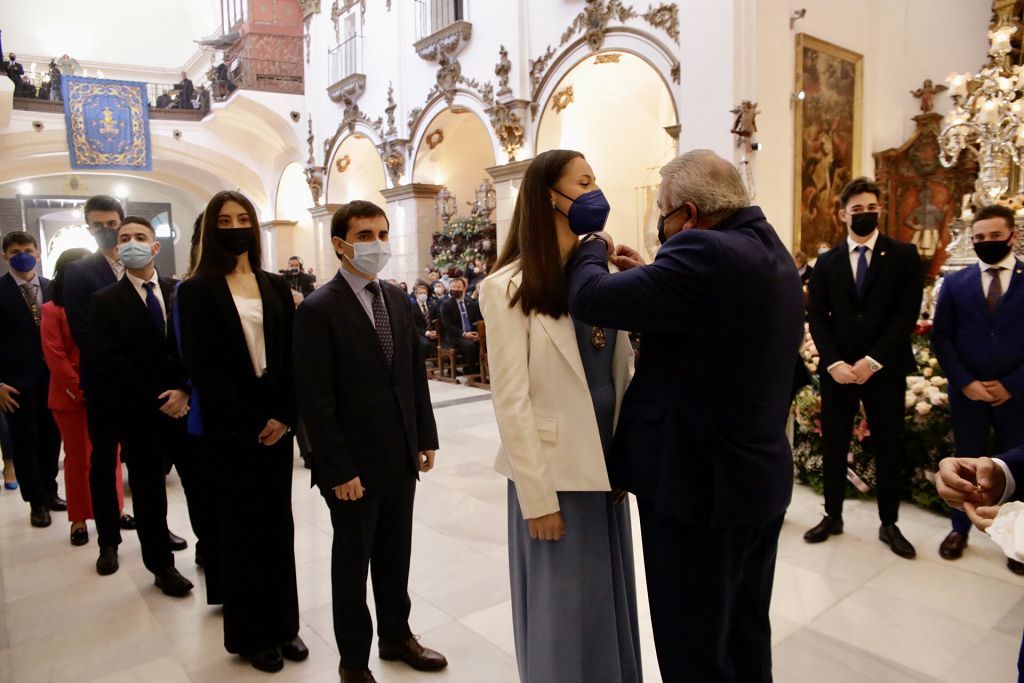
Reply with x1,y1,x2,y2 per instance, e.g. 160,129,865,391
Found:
805,177,924,558
294,201,446,683
0,231,63,528
566,149,804,682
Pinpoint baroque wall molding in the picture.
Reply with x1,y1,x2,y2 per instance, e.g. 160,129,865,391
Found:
414,20,473,62
377,139,409,187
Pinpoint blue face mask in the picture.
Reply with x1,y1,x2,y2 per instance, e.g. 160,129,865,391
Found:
117,240,155,269
9,251,37,273
554,188,611,235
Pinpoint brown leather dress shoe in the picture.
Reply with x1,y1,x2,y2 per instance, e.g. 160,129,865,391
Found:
339,666,378,683
939,531,967,559
379,636,448,671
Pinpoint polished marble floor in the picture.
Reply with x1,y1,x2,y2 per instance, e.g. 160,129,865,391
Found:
1,381,1022,682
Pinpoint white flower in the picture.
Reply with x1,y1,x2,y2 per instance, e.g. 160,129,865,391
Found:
916,401,932,415
923,367,934,378
905,392,917,409
928,358,939,369
930,376,947,387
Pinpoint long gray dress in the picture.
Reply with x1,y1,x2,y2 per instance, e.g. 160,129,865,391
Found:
508,319,642,683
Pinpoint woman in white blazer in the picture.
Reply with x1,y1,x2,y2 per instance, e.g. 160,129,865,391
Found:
479,149,641,683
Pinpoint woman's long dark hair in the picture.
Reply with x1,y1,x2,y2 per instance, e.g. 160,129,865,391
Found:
185,211,204,278
195,191,262,277
51,247,91,307
493,149,583,318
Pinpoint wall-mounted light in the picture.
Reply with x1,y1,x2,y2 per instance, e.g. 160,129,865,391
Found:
18,182,33,195
790,9,806,29
790,90,806,109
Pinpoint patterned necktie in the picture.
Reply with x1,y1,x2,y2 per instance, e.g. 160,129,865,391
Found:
855,245,869,294
365,282,394,364
986,266,1005,315
20,283,40,326
459,299,472,333
142,282,166,339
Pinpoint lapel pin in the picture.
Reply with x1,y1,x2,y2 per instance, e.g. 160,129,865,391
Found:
880,251,886,256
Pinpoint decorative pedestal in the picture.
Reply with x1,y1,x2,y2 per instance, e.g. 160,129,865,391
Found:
485,159,532,251
380,183,443,285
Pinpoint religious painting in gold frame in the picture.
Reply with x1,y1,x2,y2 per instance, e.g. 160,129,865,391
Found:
793,34,863,254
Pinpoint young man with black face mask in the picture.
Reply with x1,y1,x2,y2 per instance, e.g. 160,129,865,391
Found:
439,277,482,375
805,177,924,558
931,203,1024,574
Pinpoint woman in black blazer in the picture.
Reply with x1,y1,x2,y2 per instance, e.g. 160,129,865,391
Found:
177,190,305,674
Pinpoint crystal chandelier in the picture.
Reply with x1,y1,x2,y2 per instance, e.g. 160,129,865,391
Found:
939,24,1024,205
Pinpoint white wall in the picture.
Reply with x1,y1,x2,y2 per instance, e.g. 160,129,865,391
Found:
751,0,991,249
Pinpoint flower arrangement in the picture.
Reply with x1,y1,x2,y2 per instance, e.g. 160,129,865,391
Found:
429,216,497,273
792,320,955,511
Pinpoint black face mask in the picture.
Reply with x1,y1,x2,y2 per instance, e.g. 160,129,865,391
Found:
974,237,1013,265
849,212,879,237
657,205,686,245
93,227,119,250
216,228,254,255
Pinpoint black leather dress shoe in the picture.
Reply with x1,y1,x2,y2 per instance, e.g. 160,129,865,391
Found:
281,636,309,662
47,494,67,511
96,546,119,575
379,636,448,671
248,647,284,673
70,526,89,546
879,524,916,559
154,567,194,597
119,514,136,530
168,530,188,551
30,503,52,528
939,530,967,559
803,515,843,543
1008,558,1024,576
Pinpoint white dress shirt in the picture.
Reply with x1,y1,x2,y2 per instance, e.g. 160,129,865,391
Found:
232,294,267,377
978,253,1017,297
125,270,166,321
846,230,879,279
338,266,385,323
105,253,126,281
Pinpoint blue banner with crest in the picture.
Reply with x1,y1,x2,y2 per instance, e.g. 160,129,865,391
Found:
62,76,152,171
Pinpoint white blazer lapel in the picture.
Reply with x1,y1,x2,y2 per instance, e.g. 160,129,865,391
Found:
535,313,588,388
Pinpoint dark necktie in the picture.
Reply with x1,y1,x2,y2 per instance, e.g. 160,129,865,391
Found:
459,299,472,334
365,282,394,364
19,283,40,326
142,282,166,339
987,266,1005,315
854,245,869,294
421,302,429,319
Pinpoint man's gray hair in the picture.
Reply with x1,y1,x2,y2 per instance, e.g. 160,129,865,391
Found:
660,149,750,225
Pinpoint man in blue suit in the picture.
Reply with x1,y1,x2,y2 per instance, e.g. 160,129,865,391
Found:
932,203,1024,574
566,149,804,682
0,231,63,528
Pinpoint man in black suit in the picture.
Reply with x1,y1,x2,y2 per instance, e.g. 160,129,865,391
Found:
0,231,63,527
92,216,195,597
65,195,186,575
566,150,804,682
177,71,194,110
283,256,316,297
805,176,924,558
410,283,438,359
294,201,446,683
439,277,482,374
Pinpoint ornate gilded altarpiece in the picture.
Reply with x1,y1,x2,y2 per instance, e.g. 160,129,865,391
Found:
874,112,977,282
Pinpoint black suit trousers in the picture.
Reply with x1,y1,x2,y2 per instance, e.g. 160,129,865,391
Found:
638,499,784,682
5,385,60,505
87,398,126,549
820,374,905,524
328,476,416,669
209,433,299,655
448,337,480,371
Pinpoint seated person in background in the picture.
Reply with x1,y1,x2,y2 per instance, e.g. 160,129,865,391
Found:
440,277,482,375
156,91,172,108
411,283,438,359
793,249,813,286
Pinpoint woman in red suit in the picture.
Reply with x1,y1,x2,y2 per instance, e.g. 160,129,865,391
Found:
40,248,126,546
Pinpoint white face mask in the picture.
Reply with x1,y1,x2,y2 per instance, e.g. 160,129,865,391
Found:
416,293,429,303
341,239,391,276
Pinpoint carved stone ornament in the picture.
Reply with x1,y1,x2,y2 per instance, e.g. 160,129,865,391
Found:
304,23,312,64
407,107,423,133
327,72,366,105
489,102,525,162
426,129,445,150
377,139,408,187
304,164,324,206
552,85,574,114
385,81,398,136
298,0,321,20
414,20,473,62
671,61,680,84
432,54,463,106
495,45,513,99
306,115,317,166
331,0,341,43
336,154,351,173
642,4,679,44
595,52,621,64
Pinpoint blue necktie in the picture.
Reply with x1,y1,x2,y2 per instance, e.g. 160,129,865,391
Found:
459,300,472,334
142,282,166,339
854,245,869,294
